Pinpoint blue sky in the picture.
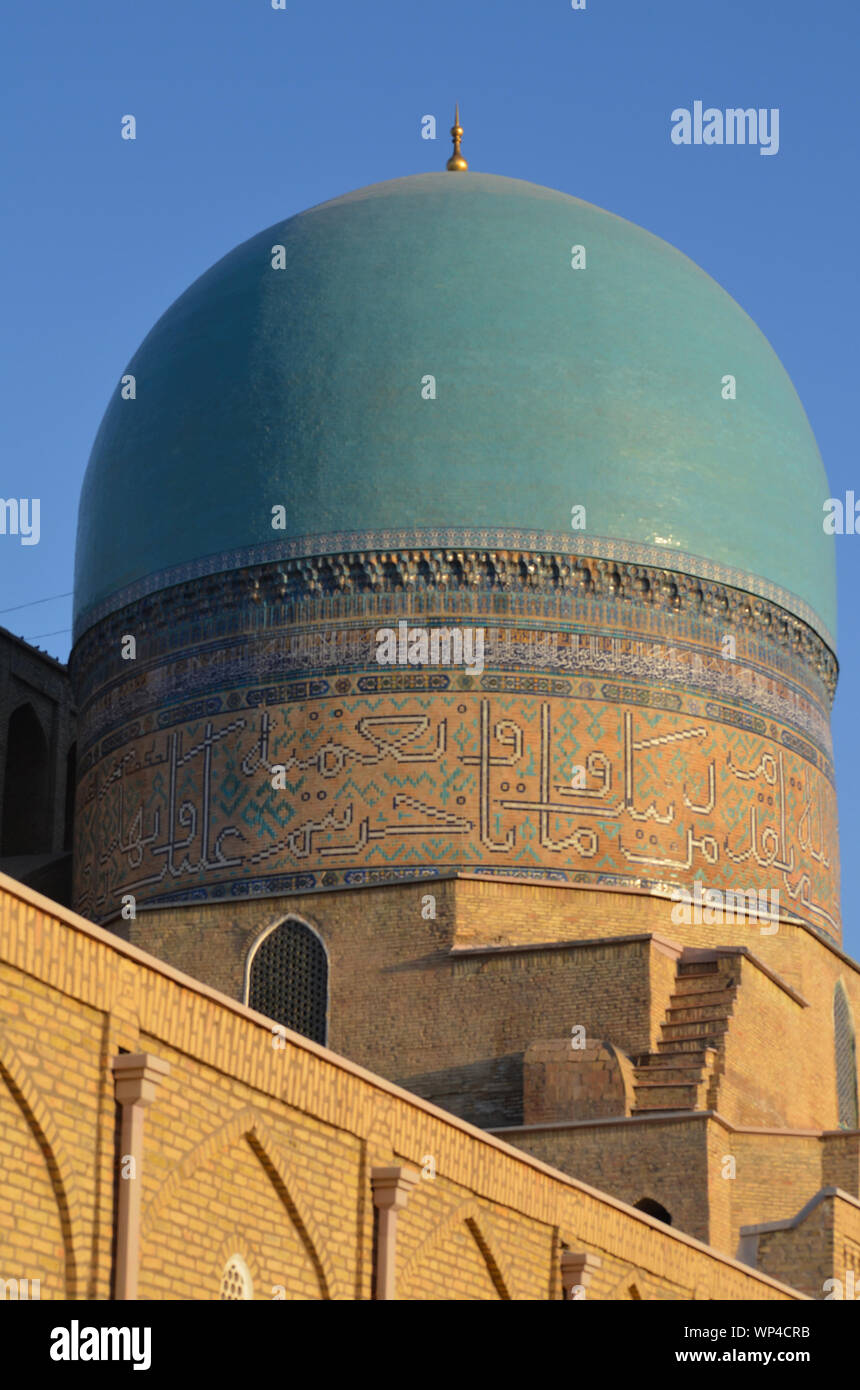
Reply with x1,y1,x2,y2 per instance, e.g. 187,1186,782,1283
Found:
2,0,858,952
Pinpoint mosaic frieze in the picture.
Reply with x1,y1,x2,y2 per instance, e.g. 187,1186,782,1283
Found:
71,550,837,706
74,684,840,940
72,530,836,655
75,621,833,773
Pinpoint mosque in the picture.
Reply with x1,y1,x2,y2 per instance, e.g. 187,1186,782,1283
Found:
1,115,858,1301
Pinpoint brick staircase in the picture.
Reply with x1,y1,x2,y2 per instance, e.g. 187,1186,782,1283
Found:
631,954,739,1115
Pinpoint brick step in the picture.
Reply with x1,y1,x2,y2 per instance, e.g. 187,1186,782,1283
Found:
664,1002,734,1024
680,962,737,980
633,1064,703,1085
671,979,737,1001
661,1018,728,1040
677,960,719,976
632,1106,694,1115
639,955,738,1111
632,1051,709,1072
657,1032,726,1052
674,970,734,989
633,1080,699,1103
632,1091,699,1112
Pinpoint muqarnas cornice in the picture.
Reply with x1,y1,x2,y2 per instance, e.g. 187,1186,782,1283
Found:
72,526,835,653
70,548,838,709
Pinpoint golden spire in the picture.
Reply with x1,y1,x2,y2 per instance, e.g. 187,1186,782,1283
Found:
446,104,468,171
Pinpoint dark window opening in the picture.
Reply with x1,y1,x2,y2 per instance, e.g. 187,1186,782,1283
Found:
834,982,859,1130
1,704,51,856
634,1198,672,1225
248,918,328,1045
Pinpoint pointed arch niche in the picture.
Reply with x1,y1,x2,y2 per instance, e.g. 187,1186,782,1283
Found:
834,980,859,1130
2,703,51,855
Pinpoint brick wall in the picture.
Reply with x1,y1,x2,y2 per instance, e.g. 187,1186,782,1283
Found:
713,954,811,1128
711,1124,822,1257
748,1192,860,1300
523,1039,635,1123
112,873,860,1145
822,1132,860,1195
0,872,800,1301
496,1115,714,1246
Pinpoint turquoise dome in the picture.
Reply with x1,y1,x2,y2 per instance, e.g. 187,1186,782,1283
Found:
74,172,836,648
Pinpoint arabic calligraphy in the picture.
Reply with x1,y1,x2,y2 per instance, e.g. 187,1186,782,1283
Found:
75,695,839,933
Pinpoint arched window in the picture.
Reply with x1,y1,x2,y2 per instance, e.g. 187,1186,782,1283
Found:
834,981,859,1130
634,1197,672,1226
246,917,329,1045
219,1254,252,1300
1,704,51,856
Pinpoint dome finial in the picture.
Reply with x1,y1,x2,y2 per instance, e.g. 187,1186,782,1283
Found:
446,104,468,171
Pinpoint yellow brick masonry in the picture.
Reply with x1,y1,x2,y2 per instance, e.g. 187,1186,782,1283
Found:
745,1190,860,1299
0,871,803,1300
119,872,860,1139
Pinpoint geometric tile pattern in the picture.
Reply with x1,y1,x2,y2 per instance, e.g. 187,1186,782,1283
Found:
74,682,840,939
